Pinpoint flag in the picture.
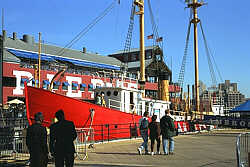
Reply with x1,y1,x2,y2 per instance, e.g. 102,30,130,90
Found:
156,37,163,42
147,34,153,39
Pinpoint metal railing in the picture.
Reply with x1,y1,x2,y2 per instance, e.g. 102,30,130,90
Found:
75,128,95,161
236,133,250,167
0,129,29,161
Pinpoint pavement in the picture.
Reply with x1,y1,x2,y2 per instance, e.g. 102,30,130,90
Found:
2,129,248,167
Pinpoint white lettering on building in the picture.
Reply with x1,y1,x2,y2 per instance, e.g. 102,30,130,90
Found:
66,76,82,97
13,70,33,95
239,121,246,127
12,70,135,99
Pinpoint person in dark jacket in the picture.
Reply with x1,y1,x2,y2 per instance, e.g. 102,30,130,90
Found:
49,110,77,167
26,112,48,167
160,109,175,155
148,115,161,155
137,111,150,155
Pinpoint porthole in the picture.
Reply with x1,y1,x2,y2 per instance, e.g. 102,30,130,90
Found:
114,91,118,96
107,91,111,96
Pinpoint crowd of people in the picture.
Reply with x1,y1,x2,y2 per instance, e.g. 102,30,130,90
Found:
137,109,176,156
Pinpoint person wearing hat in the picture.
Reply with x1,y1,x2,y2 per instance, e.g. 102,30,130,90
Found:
26,112,48,167
49,109,77,167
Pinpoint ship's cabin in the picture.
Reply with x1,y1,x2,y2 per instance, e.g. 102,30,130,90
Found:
94,87,171,122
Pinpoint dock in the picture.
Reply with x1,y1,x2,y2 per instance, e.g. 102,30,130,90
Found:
2,129,247,167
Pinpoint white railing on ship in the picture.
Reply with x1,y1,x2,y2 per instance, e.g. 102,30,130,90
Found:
236,133,250,167
108,98,146,115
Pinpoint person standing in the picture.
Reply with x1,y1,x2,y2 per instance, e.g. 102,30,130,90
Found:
137,111,150,155
148,115,161,155
26,112,48,167
101,93,106,107
160,109,175,155
49,110,77,167
95,93,102,105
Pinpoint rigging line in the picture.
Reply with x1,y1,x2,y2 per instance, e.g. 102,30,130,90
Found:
147,0,162,49
205,34,223,83
177,10,192,89
121,0,136,70
56,0,118,57
209,46,224,83
199,21,217,87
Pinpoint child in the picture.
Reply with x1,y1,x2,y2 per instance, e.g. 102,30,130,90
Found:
148,115,161,155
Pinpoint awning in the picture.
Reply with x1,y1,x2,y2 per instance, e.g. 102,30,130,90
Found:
32,79,39,84
72,83,78,87
63,82,70,86
8,49,54,61
53,81,61,86
7,48,120,70
7,99,24,104
21,78,29,83
80,83,86,87
88,84,93,88
43,80,50,85
230,100,250,113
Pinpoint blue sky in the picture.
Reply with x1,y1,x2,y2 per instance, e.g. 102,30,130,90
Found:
2,0,250,97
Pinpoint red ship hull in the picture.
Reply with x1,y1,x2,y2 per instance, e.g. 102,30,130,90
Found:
25,85,142,141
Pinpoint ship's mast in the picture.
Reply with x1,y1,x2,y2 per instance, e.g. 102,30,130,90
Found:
134,0,145,97
187,0,203,118
38,32,41,88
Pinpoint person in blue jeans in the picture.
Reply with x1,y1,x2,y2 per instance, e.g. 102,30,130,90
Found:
137,111,150,155
160,109,175,155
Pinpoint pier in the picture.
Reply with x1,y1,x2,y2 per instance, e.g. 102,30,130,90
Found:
2,129,248,167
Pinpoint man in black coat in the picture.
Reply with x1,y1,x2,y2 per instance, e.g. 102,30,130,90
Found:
160,109,175,155
49,110,77,167
26,112,48,167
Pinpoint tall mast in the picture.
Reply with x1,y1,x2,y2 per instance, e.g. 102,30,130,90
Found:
38,32,41,88
0,9,4,105
188,0,203,118
134,0,145,97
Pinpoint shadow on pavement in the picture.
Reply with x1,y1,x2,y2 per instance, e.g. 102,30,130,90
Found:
0,160,27,167
74,164,147,167
95,152,138,155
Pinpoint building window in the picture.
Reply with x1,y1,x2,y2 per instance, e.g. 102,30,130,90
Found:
131,53,137,61
32,79,39,87
145,51,152,59
20,78,29,87
80,83,86,91
53,81,60,90
62,82,70,90
43,80,50,89
3,77,16,87
72,83,78,91
88,84,93,91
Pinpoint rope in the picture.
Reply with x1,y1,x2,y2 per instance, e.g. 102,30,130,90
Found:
200,21,223,83
177,10,192,89
200,21,218,88
121,0,136,71
147,0,163,49
56,0,118,57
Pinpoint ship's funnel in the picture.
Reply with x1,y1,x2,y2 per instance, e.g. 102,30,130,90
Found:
159,72,169,101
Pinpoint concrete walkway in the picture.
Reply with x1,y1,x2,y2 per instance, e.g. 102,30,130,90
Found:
68,131,238,167
2,129,244,167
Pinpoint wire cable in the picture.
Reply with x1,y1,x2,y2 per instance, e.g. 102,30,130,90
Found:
56,0,119,57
